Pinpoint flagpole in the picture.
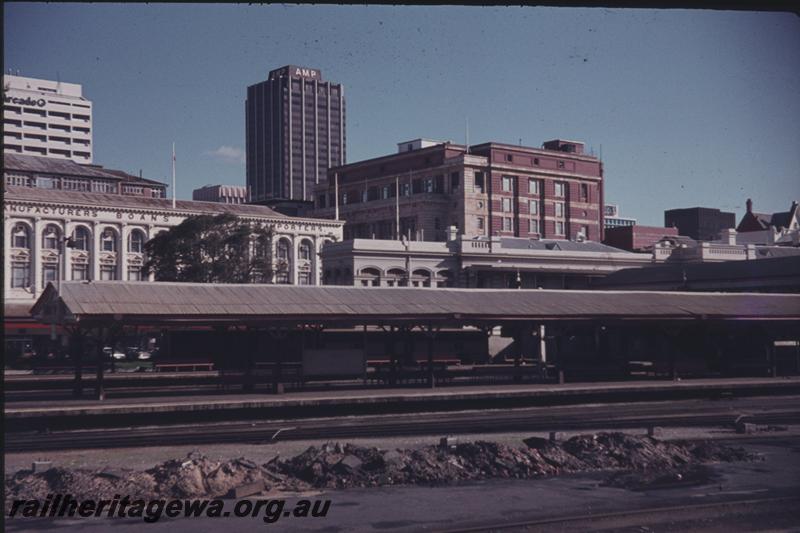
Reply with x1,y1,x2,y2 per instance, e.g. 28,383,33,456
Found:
395,176,400,240
171,142,176,209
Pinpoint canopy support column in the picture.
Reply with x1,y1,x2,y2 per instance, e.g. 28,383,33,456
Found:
425,324,438,389
95,328,106,401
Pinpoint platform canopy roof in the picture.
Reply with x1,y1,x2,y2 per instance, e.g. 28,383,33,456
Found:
30,281,800,328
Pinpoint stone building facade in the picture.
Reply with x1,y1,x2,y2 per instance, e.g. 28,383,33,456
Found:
321,235,651,289
4,186,344,307
312,138,604,244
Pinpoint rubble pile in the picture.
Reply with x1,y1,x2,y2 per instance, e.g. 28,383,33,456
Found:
5,433,761,505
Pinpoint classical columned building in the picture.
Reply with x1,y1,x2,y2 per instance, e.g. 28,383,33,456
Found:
4,186,344,307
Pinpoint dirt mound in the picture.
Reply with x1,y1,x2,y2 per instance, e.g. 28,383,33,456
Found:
561,433,694,470
5,433,762,505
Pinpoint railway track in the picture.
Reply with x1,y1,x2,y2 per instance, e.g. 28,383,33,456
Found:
6,396,800,452
441,495,800,533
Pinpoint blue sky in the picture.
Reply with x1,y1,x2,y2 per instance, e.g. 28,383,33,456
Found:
5,4,799,225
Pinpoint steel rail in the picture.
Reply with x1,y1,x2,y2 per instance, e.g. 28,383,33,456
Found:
439,495,800,533
6,404,800,452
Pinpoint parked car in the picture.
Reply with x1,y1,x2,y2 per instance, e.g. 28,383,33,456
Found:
103,347,126,360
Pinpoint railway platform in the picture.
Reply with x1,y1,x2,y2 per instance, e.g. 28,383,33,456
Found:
7,376,800,422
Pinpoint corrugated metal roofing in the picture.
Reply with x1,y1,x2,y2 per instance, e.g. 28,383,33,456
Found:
32,281,800,324
596,255,800,288
500,238,626,253
4,186,296,219
4,153,164,185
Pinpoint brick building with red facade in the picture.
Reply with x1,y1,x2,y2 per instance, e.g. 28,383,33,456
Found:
312,138,603,243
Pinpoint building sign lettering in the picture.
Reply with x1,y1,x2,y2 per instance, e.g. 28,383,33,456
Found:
4,95,46,107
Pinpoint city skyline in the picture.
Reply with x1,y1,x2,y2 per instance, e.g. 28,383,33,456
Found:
4,4,799,227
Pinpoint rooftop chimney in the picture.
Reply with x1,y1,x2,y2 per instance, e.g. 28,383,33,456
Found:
746,198,753,213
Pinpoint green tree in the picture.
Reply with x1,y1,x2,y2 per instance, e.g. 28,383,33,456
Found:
142,214,277,283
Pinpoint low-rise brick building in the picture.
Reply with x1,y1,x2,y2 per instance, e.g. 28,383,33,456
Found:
312,138,604,243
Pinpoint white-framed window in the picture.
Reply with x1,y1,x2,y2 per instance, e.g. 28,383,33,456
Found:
502,217,513,231
12,224,30,248
476,217,485,231
529,200,538,216
474,172,485,193
528,178,539,195
101,229,117,252
11,263,31,288
128,230,145,253
502,176,513,192
128,267,142,281
530,219,540,234
72,226,90,251
42,264,59,288
42,225,60,250
100,265,116,280
298,270,312,285
502,198,512,212
299,240,312,261
555,202,565,218
580,183,589,201
555,221,565,235
275,239,292,284
555,182,566,197
72,264,89,281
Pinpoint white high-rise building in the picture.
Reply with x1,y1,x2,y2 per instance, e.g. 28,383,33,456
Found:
3,74,93,163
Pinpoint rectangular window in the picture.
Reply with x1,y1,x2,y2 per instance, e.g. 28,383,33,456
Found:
128,268,142,281
580,183,589,201
36,177,59,189
42,264,58,288
503,217,513,231
477,217,485,231
555,202,564,218
528,178,539,195
474,172,485,193
72,264,88,281
450,172,460,189
424,178,434,193
555,182,565,197
502,176,513,192
530,219,540,234
100,266,116,281
11,263,30,288
555,221,565,235
502,198,512,212
557,161,565,169
581,225,590,239
402,183,411,197
318,194,327,208
505,154,513,162
529,200,538,216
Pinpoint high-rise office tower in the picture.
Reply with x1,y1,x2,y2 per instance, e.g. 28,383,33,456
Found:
3,74,93,163
246,65,345,204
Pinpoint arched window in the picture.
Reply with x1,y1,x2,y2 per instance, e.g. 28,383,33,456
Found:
101,228,117,252
413,269,432,288
275,239,291,284
42,225,61,250
12,223,30,249
71,226,90,251
299,240,313,261
386,268,406,287
359,267,381,287
128,229,146,253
